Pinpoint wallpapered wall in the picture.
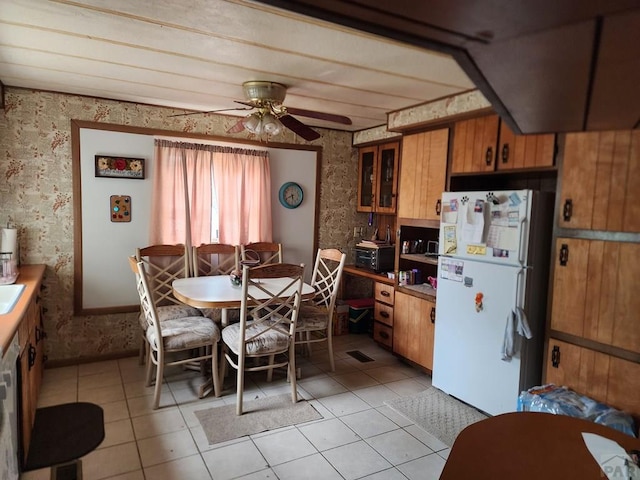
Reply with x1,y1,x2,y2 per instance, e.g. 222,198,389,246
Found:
0,87,364,363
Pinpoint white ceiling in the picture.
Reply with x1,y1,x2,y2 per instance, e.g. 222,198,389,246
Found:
0,0,476,133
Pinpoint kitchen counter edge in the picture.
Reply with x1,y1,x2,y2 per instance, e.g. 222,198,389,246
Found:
0,264,46,358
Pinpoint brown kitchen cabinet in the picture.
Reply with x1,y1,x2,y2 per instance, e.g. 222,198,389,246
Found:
357,141,399,214
16,266,46,466
451,114,555,174
545,339,640,419
558,129,640,232
393,291,435,371
550,237,640,355
397,128,448,221
372,282,394,349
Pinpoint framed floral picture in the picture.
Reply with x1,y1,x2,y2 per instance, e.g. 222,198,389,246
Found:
95,155,145,179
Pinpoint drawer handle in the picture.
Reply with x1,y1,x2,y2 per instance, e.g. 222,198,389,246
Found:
381,291,390,297
551,345,560,368
435,199,441,216
501,143,509,163
379,331,389,340
562,199,573,222
380,311,390,318
430,307,436,324
485,146,493,166
559,244,569,266
28,344,37,370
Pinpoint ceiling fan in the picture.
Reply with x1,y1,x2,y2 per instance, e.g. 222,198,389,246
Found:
172,81,352,141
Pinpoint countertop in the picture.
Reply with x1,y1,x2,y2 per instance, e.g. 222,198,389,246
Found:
0,264,46,358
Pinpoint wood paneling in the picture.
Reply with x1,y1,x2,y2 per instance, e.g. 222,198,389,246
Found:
451,115,499,173
397,128,448,221
393,291,435,370
546,339,640,419
551,238,640,354
560,130,640,232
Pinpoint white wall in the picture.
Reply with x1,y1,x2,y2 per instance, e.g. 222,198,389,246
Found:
78,128,317,311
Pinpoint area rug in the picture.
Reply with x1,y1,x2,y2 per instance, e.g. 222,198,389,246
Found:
195,394,323,445
24,402,104,471
385,386,488,447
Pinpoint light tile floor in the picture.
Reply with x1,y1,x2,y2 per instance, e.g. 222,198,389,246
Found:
21,334,451,480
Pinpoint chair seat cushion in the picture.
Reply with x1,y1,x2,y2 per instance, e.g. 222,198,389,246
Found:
139,304,203,330
146,316,220,351
222,322,290,356
297,304,329,331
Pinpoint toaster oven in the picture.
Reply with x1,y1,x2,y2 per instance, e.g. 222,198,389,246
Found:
354,245,395,273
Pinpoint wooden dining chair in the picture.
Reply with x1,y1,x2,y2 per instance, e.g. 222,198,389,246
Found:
241,242,283,265
295,248,346,372
221,263,305,415
192,243,240,324
129,257,221,409
192,243,239,277
135,244,203,363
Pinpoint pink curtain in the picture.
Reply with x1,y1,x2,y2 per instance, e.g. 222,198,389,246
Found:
150,140,271,246
213,148,272,244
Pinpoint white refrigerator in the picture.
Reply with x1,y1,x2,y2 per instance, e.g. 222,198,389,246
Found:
432,189,553,416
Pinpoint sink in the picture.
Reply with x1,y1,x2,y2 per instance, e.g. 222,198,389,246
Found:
0,284,25,314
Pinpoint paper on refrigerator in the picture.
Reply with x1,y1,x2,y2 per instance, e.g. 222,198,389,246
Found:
460,199,485,244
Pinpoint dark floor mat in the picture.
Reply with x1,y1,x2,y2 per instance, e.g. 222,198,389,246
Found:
24,402,104,471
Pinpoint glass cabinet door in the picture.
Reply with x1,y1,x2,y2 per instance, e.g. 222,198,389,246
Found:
357,141,399,213
376,143,398,214
357,146,376,211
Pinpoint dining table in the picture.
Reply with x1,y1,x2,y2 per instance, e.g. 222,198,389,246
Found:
172,274,316,326
439,411,640,480
172,274,316,397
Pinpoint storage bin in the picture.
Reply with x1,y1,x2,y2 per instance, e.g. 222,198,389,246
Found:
346,298,374,334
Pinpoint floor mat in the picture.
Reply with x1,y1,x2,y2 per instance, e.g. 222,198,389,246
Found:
385,386,488,447
24,402,104,471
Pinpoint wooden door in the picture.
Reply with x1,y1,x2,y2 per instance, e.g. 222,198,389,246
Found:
497,122,555,170
397,128,448,221
450,114,499,173
545,339,640,418
551,238,640,354
393,292,435,370
559,129,640,232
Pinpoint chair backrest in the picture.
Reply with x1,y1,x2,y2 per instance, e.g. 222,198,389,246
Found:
310,248,347,313
241,242,283,266
192,243,238,277
239,263,304,345
136,244,190,307
128,256,162,350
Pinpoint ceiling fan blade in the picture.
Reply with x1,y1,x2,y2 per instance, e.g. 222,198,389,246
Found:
226,118,246,134
279,115,321,141
285,107,352,125
169,106,253,118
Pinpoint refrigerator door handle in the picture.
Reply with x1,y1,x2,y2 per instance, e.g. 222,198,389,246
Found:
515,267,525,309
518,217,528,266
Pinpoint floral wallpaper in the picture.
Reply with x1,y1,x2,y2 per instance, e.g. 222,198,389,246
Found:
0,87,367,363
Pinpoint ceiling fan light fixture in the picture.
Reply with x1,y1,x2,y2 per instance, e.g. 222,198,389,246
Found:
242,112,263,134
262,112,283,135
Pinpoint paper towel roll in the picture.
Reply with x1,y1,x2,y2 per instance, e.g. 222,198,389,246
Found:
1,228,18,260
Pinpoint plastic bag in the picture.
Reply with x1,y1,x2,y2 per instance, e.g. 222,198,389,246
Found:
518,384,636,437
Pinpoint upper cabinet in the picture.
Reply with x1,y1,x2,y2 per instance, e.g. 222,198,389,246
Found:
357,141,399,214
397,128,449,222
559,130,640,232
451,114,556,174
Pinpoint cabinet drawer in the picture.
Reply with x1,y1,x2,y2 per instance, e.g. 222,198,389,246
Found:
375,282,394,305
374,301,393,327
373,322,393,348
